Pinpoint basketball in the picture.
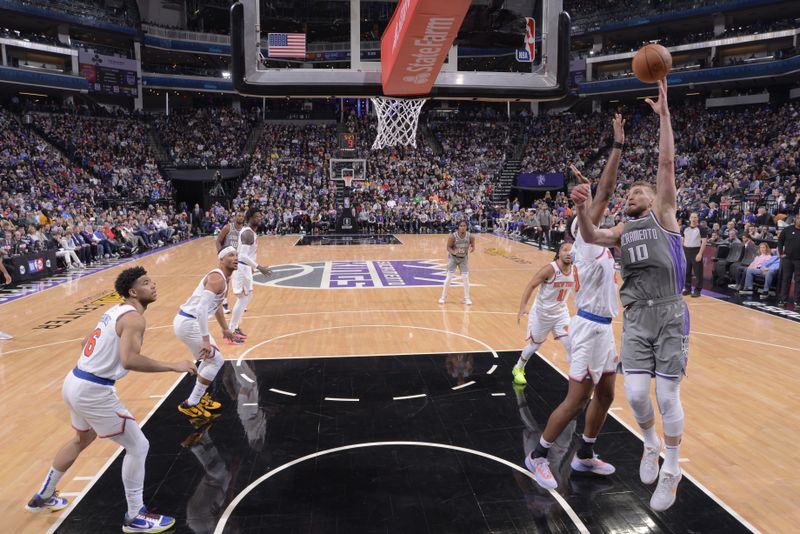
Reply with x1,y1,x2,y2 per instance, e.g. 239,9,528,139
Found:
632,44,673,83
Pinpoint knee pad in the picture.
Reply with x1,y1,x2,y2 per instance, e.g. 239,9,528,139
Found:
655,376,684,436
115,423,149,457
198,351,225,382
236,292,253,307
624,374,655,424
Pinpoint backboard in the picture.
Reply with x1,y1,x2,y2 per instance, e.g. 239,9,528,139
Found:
230,0,570,101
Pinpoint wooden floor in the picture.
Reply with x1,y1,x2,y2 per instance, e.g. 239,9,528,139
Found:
2,234,797,533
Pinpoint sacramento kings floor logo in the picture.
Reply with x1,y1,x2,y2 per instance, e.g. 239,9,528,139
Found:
254,259,471,289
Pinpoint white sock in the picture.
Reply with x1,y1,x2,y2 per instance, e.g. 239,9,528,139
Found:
186,382,209,406
581,434,597,444
230,293,251,330
642,425,660,449
539,436,553,449
441,271,453,298
38,467,65,498
663,444,681,475
462,273,470,299
515,343,539,369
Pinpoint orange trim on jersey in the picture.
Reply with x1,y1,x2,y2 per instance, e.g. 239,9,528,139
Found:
573,267,580,292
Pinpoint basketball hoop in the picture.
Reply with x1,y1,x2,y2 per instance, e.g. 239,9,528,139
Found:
343,175,353,189
370,96,427,150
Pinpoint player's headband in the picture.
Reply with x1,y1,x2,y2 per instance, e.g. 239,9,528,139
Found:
218,246,237,260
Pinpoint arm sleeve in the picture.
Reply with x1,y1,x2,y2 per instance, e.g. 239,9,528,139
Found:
195,290,217,337
237,243,258,268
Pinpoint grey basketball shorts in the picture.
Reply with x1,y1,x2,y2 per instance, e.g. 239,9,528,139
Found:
621,295,689,379
447,254,469,273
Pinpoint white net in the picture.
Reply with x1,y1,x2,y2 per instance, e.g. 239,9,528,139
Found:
370,96,427,150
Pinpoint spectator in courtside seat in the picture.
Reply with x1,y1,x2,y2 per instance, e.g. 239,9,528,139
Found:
740,242,780,298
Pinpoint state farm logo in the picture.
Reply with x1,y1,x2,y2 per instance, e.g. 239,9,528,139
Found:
402,16,456,85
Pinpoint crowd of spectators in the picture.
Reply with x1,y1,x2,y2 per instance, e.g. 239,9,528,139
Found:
153,107,259,168
230,114,509,234
30,112,172,203
18,0,139,28
0,107,190,274
499,101,800,253
591,17,799,57
566,0,725,34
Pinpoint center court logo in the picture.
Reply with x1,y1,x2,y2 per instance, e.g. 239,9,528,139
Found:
254,259,473,289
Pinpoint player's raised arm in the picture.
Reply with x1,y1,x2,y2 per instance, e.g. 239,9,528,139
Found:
571,173,623,247
581,113,625,226
517,263,556,324
118,312,196,374
644,78,680,232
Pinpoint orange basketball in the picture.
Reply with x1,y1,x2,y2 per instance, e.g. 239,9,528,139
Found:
632,44,672,83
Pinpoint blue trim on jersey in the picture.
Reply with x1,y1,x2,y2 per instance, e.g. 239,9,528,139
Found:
577,309,612,324
178,310,196,319
72,367,115,386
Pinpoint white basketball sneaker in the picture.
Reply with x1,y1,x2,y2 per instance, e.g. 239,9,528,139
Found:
650,469,682,511
438,296,446,305
525,455,558,490
463,297,472,305
640,439,662,485
570,454,616,475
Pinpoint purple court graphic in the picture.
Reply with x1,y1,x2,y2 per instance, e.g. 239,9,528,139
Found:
254,259,474,289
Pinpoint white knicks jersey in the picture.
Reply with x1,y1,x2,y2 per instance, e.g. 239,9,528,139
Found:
532,262,578,316
180,269,227,318
76,304,138,380
237,227,258,272
573,232,618,318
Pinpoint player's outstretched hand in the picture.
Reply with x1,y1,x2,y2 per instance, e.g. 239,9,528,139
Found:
198,340,212,360
569,165,591,208
612,113,625,144
222,328,237,341
173,360,198,375
644,78,669,116
256,265,272,277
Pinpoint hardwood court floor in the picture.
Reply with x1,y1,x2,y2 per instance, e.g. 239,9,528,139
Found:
1,234,797,533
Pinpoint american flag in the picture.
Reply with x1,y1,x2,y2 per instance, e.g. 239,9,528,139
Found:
267,33,306,58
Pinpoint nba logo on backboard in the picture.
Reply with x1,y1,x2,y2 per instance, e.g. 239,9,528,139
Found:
517,17,535,63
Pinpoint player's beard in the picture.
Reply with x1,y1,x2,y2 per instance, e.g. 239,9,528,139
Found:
625,202,647,218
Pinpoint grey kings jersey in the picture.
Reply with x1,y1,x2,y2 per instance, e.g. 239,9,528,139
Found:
451,231,470,258
223,222,242,249
619,212,685,306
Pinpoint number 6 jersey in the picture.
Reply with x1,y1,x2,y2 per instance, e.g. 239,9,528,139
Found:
76,304,138,380
620,211,685,306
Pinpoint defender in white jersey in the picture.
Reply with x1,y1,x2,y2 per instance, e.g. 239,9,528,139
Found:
229,208,272,340
216,211,244,314
512,242,577,387
525,116,625,490
175,247,240,418
27,267,196,533
439,220,476,305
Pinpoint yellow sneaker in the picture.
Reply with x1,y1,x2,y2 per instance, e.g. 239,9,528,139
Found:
512,366,527,386
178,401,211,418
199,392,222,410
